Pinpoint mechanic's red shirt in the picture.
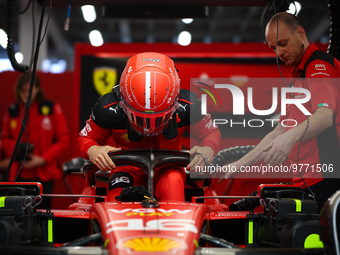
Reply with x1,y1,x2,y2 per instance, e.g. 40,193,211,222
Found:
1,101,69,181
282,43,340,187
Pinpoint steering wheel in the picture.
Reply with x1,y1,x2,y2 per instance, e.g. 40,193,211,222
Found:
83,149,190,198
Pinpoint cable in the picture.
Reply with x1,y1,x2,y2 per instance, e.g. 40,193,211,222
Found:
260,0,295,43
193,152,212,167
260,2,272,43
271,0,315,201
4,0,48,181
29,0,52,69
29,0,36,72
14,93,30,181
14,0,32,14
38,0,52,47
6,0,30,73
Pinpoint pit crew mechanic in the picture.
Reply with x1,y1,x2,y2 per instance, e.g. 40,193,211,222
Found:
78,52,220,201
1,73,70,207
221,12,340,213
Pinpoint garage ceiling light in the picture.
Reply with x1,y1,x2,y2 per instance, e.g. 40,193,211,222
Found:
81,5,96,23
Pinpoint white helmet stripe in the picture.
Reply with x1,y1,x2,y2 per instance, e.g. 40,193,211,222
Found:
145,71,151,109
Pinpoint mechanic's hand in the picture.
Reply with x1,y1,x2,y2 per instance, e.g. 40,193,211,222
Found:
87,145,121,171
186,146,214,172
23,154,45,168
115,186,151,202
15,143,34,162
263,132,294,166
218,161,239,183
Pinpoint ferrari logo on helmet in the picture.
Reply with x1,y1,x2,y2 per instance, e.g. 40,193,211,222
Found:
93,67,117,96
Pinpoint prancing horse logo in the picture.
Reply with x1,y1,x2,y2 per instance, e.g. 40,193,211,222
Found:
93,67,117,96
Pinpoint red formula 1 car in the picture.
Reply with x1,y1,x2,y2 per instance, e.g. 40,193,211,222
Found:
0,149,338,255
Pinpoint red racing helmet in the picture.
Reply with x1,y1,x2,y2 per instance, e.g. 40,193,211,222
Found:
119,52,180,136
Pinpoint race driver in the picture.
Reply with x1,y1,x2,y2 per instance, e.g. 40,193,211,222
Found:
78,52,220,201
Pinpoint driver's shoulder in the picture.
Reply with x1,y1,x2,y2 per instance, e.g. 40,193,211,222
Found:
91,92,125,129
178,89,198,109
179,89,197,102
98,91,119,106
95,92,121,115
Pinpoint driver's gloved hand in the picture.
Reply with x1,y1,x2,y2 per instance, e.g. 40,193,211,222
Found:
115,186,151,202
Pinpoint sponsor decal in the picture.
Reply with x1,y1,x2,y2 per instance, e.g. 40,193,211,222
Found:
109,106,119,113
117,236,187,254
10,120,17,129
41,105,50,115
169,67,177,94
178,103,187,112
106,219,197,234
42,117,52,130
315,64,326,71
108,208,192,217
108,208,192,214
317,103,329,107
80,122,92,136
93,67,117,96
142,58,160,62
126,212,173,217
311,72,330,77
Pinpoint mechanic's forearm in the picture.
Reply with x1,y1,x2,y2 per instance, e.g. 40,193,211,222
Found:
235,129,279,168
284,107,333,144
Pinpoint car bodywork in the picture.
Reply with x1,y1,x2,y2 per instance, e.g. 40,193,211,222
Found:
0,149,338,255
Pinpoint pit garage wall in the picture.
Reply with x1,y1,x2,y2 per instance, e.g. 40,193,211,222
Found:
0,42,328,208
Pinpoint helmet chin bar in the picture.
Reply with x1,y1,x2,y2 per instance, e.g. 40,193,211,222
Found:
128,116,171,136
120,99,177,136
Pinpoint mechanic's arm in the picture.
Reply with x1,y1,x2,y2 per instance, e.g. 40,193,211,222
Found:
226,121,286,174
221,107,333,180
264,107,333,165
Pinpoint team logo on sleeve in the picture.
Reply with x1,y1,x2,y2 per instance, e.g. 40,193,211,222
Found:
41,106,51,115
315,64,326,71
10,120,17,129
